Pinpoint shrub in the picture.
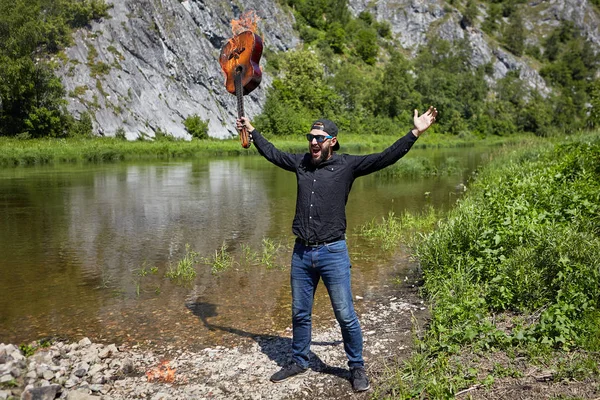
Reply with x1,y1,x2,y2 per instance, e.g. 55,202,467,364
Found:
114,127,127,140
416,135,600,351
184,115,209,139
154,127,177,141
69,111,94,137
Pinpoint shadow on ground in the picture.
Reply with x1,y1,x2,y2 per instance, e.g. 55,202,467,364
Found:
185,300,350,383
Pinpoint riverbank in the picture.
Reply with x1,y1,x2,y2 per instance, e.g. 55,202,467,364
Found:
0,283,429,400
0,132,534,167
374,132,600,398
3,133,598,399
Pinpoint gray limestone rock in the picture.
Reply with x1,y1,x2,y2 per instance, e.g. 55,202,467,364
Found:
57,0,299,140
73,362,90,378
65,390,101,400
20,384,61,400
346,0,600,97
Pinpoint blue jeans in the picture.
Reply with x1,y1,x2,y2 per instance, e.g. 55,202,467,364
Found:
290,239,364,369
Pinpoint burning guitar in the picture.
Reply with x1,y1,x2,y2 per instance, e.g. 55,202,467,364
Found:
219,11,263,148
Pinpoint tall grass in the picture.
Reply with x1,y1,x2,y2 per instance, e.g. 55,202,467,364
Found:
208,238,287,274
417,134,600,351
0,137,253,166
379,133,600,398
205,242,235,275
260,238,284,269
359,206,440,250
374,155,465,178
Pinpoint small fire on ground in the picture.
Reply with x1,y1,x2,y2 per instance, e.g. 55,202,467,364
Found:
146,360,176,383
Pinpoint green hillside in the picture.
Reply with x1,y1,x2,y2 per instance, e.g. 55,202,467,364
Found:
0,0,599,139
256,0,600,138
0,0,109,138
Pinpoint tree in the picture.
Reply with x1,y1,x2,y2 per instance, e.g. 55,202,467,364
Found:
0,57,68,137
374,51,420,118
353,28,378,65
273,50,340,115
254,50,340,136
504,12,525,57
461,0,478,29
0,0,109,137
330,63,379,113
587,80,600,129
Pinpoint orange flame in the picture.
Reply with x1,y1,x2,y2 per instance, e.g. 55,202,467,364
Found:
146,360,176,383
231,10,260,36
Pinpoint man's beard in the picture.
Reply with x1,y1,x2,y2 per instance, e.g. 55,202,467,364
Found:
310,143,330,165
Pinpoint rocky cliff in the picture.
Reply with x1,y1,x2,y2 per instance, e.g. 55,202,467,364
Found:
58,0,299,139
348,0,600,95
58,0,600,139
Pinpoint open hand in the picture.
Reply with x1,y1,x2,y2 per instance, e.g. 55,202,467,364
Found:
412,106,438,137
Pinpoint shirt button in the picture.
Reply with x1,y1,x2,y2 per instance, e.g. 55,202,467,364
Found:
313,179,316,182
310,204,313,207
309,216,312,219
311,191,314,194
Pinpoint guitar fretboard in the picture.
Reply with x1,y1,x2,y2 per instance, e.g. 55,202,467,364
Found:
234,71,244,118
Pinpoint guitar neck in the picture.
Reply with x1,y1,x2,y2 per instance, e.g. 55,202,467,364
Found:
234,72,244,118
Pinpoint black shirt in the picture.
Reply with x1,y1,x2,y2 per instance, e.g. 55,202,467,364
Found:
251,129,419,242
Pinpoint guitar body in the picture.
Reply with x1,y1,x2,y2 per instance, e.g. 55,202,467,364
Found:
219,31,263,96
219,31,263,148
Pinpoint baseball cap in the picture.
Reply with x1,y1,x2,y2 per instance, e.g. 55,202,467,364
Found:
310,119,340,151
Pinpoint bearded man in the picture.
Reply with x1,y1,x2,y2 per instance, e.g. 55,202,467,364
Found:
236,106,437,392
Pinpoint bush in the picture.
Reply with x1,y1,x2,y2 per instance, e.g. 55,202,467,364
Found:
154,127,177,141
114,127,127,140
184,115,209,139
417,135,600,351
69,111,94,137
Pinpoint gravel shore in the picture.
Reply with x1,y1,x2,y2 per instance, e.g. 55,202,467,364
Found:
0,290,427,400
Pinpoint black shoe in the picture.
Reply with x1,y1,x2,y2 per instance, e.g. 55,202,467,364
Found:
270,363,308,383
350,367,370,392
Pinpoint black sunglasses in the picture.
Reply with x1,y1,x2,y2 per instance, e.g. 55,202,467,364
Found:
306,134,333,143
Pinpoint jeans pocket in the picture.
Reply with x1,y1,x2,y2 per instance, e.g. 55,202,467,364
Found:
325,240,346,253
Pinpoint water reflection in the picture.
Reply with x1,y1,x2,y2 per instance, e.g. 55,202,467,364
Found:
66,159,273,283
0,148,487,347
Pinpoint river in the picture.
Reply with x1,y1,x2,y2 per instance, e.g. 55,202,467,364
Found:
0,146,489,349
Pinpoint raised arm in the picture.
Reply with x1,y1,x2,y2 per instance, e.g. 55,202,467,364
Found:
352,106,438,177
236,117,299,172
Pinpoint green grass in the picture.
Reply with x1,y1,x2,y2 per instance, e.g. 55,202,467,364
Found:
165,244,198,282
417,133,600,351
260,238,285,270
0,133,533,167
206,242,234,275
377,132,600,398
207,238,287,273
374,155,463,178
358,206,440,251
